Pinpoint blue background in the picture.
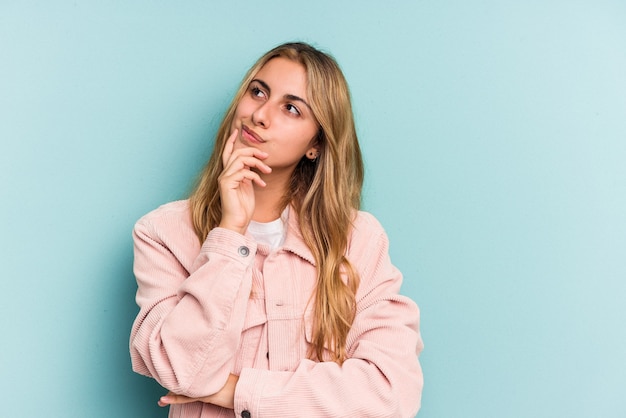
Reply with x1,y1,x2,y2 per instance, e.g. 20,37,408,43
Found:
1,1,625,417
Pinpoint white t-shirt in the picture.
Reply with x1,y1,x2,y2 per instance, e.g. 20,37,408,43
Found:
247,207,288,250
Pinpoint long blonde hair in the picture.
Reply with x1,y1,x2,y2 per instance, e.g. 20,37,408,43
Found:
189,42,364,364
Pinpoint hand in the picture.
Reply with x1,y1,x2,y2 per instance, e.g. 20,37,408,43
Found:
218,129,271,235
158,374,239,410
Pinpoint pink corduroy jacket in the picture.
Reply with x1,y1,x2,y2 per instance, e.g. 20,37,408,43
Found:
130,200,423,418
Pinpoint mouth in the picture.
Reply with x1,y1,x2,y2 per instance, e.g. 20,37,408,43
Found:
241,124,265,144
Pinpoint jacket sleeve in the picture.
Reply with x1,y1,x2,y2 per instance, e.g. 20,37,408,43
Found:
129,217,257,397
234,221,424,418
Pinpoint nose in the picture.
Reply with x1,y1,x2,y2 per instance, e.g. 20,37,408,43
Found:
251,101,270,128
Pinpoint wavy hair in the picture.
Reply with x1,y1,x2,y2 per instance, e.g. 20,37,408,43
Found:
189,42,364,364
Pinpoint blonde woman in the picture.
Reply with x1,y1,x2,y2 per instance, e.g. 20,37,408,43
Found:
130,42,423,418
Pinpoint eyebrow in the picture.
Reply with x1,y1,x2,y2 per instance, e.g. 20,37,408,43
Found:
252,78,312,111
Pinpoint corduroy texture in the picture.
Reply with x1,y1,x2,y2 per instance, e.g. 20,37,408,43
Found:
130,200,423,417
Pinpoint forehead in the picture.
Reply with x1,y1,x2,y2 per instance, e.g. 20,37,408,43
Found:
255,57,308,98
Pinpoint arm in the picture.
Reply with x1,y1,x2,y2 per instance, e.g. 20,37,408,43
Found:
234,223,424,417
130,218,256,397
131,129,271,398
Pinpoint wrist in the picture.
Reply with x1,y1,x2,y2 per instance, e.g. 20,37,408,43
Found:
218,222,247,236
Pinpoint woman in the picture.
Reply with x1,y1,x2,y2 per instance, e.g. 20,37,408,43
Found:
130,42,423,417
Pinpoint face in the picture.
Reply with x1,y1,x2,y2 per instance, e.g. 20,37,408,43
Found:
231,57,320,171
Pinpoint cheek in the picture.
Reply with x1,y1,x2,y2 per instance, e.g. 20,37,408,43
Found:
232,104,244,121
234,97,257,117
231,101,253,131
286,127,316,150
298,124,319,147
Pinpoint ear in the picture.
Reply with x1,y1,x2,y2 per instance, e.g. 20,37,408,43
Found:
305,130,322,159
305,145,320,160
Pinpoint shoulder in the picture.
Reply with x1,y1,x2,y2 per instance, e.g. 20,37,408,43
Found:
348,211,405,299
132,200,203,276
346,210,391,259
133,200,195,241
136,200,190,225
350,210,388,242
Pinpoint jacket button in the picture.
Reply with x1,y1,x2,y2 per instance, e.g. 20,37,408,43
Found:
241,411,251,418
238,246,250,257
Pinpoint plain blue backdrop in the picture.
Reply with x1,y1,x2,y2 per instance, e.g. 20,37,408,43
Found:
1,1,625,417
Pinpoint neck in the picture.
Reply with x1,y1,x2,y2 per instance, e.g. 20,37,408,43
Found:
252,168,293,222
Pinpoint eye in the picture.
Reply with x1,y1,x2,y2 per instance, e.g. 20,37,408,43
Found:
285,103,301,116
250,85,266,99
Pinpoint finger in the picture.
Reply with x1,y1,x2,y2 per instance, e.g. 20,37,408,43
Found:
158,393,195,406
221,167,267,188
222,155,272,176
158,391,175,407
221,129,238,167
224,145,270,168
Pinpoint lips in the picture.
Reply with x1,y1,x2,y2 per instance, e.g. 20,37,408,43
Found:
241,124,265,144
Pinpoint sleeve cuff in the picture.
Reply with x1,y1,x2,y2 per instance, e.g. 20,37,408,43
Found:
198,227,257,262
234,368,267,417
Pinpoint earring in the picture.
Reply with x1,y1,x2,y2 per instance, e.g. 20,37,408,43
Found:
308,151,319,162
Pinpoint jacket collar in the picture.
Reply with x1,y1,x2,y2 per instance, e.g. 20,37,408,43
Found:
282,206,316,266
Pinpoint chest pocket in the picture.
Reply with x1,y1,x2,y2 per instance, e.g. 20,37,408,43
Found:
242,296,267,332
233,296,268,373
303,310,335,362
